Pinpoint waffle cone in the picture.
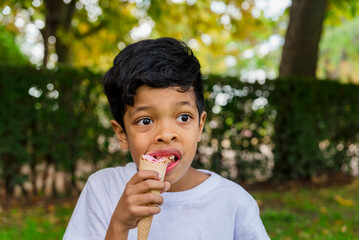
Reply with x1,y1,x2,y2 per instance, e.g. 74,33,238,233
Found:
137,157,169,240
137,214,154,240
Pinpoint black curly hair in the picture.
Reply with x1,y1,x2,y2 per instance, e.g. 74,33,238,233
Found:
103,37,204,133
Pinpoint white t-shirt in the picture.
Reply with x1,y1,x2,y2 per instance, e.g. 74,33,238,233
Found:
63,162,270,240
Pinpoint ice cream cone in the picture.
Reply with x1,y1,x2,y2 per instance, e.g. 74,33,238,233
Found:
137,155,169,240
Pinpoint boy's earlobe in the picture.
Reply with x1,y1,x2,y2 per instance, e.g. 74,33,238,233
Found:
197,111,207,142
110,120,129,150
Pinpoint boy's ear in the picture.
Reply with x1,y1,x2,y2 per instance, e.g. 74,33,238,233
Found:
197,111,207,142
110,120,129,150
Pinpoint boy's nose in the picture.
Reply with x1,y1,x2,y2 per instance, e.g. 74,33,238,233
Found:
154,124,178,144
155,134,177,143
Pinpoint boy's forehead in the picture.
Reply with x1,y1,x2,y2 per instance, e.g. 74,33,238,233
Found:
130,85,197,108
135,85,195,99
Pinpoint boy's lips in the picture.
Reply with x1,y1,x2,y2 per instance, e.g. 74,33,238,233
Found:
147,148,182,166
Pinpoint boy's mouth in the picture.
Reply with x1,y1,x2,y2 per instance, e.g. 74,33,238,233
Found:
153,155,178,164
148,148,181,166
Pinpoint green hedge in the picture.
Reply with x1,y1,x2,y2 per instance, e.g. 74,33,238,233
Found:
198,75,275,181
1,65,358,195
0,66,121,195
270,77,359,179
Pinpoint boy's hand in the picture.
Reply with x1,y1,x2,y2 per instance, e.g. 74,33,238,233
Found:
105,170,170,240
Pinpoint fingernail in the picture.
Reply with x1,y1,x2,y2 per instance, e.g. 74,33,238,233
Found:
158,173,163,180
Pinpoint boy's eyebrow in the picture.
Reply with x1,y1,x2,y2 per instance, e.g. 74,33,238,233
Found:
132,101,195,114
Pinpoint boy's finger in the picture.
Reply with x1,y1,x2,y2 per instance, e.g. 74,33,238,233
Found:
134,179,168,194
128,170,162,185
135,205,162,219
134,192,164,206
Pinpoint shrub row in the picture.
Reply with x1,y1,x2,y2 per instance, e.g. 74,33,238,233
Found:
1,66,358,195
0,66,117,195
270,77,359,179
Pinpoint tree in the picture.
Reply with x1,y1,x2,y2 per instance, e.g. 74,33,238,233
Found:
42,0,76,65
279,0,327,78
147,0,275,74
279,0,359,78
1,0,139,66
1,0,273,73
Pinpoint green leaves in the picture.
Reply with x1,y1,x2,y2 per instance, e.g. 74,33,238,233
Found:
1,65,358,194
270,77,359,180
0,65,121,195
0,26,28,65
197,75,275,181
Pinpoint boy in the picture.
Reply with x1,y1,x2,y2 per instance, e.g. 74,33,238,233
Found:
63,37,270,239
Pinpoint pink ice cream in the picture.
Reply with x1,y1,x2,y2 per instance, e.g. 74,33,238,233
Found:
140,154,172,164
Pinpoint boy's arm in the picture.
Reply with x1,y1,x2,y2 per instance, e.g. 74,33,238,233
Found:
105,222,129,240
105,170,170,240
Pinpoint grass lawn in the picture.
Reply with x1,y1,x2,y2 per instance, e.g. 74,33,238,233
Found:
251,178,359,239
1,179,358,240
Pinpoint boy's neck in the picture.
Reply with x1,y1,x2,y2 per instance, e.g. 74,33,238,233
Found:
167,167,209,192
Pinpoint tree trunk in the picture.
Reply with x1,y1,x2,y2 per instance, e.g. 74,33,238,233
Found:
42,0,76,65
41,27,49,66
279,0,327,78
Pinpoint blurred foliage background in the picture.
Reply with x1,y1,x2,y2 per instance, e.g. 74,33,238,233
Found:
1,0,359,198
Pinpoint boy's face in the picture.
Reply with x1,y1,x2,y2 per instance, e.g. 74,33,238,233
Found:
111,85,206,191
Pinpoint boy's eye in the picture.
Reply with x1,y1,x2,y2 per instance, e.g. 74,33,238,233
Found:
177,114,191,123
137,118,153,126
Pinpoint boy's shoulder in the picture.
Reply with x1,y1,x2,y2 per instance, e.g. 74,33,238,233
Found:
87,162,137,187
